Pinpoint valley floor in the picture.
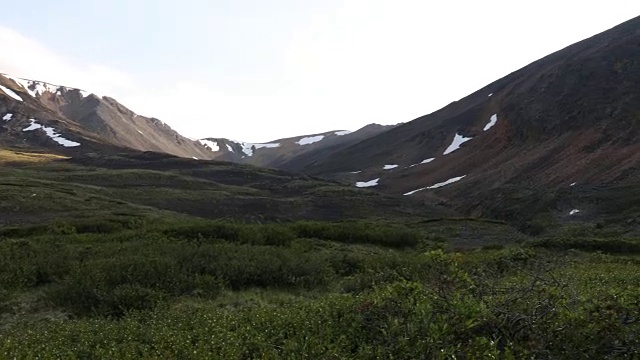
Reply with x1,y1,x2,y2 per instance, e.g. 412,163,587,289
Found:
0,151,638,359
0,218,638,359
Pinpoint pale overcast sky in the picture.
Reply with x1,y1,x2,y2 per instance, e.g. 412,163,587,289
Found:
1,1,639,142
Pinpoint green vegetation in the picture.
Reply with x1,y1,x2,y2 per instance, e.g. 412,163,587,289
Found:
0,153,638,358
1,217,639,359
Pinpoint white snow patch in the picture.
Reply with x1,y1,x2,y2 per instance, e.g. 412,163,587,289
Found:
239,142,280,156
350,171,362,174
403,187,426,196
404,175,466,195
22,119,81,147
0,85,23,101
226,144,234,152
355,178,380,188
408,159,433,168
5,77,36,96
199,139,220,152
192,156,199,160
5,75,85,98
488,93,493,97
35,82,60,95
483,114,498,131
253,143,280,150
335,130,352,136
570,182,577,187
569,209,580,216
427,175,466,189
2,113,12,121
296,135,325,145
136,129,144,135
443,133,473,155
383,164,398,170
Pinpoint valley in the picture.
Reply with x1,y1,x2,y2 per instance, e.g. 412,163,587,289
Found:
0,14,639,359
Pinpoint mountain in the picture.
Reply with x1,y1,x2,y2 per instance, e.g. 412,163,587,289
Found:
197,123,397,168
0,74,447,224
0,73,395,167
0,74,221,160
2,16,640,233
286,16,640,230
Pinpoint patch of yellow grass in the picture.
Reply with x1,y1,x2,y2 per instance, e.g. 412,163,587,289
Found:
0,149,68,163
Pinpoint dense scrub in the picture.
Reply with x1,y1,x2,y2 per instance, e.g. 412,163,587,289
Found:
1,219,639,358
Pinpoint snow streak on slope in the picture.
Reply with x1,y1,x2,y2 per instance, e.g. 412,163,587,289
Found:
443,133,473,155
199,139,220,152
2,113,12,121
296,135,325,145
0,85,23,101
383,164,398,170
403,187,426,196
226,144,234,152
427,175,466,189
22,119,81,147
403,175,466,195
335,130,352,136
408,158,435,168
483,114,498,131
355,178,380,188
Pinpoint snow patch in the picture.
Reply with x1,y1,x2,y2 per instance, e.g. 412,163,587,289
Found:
408,158,434,168
488,93,493,97
335,130,352,136
296,135,325,145
570,182,577,187
0,85,23,101
355,178,380,188
404,175,466,195
136,129,144,135
199,139,220,152
22,119,81,147
5,76,61,97
226,144,234,152
403,187,426,196
569,209,580,216
192,156,199,160
2,113,12,121
350,171,362,174
483,114,498,131
5,75,89,98
383,164,398,170
5,77,36,96
443,133,473,155
240,142,280,156
428,175,466,189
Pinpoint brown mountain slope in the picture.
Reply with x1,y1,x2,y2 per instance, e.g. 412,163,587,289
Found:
293,15,640,227
0,74,216,159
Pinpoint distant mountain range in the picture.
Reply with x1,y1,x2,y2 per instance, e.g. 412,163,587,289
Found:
2,15,640,231
0,73,396,167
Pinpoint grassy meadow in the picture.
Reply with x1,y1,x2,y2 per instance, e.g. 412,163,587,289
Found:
0,151,638,359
